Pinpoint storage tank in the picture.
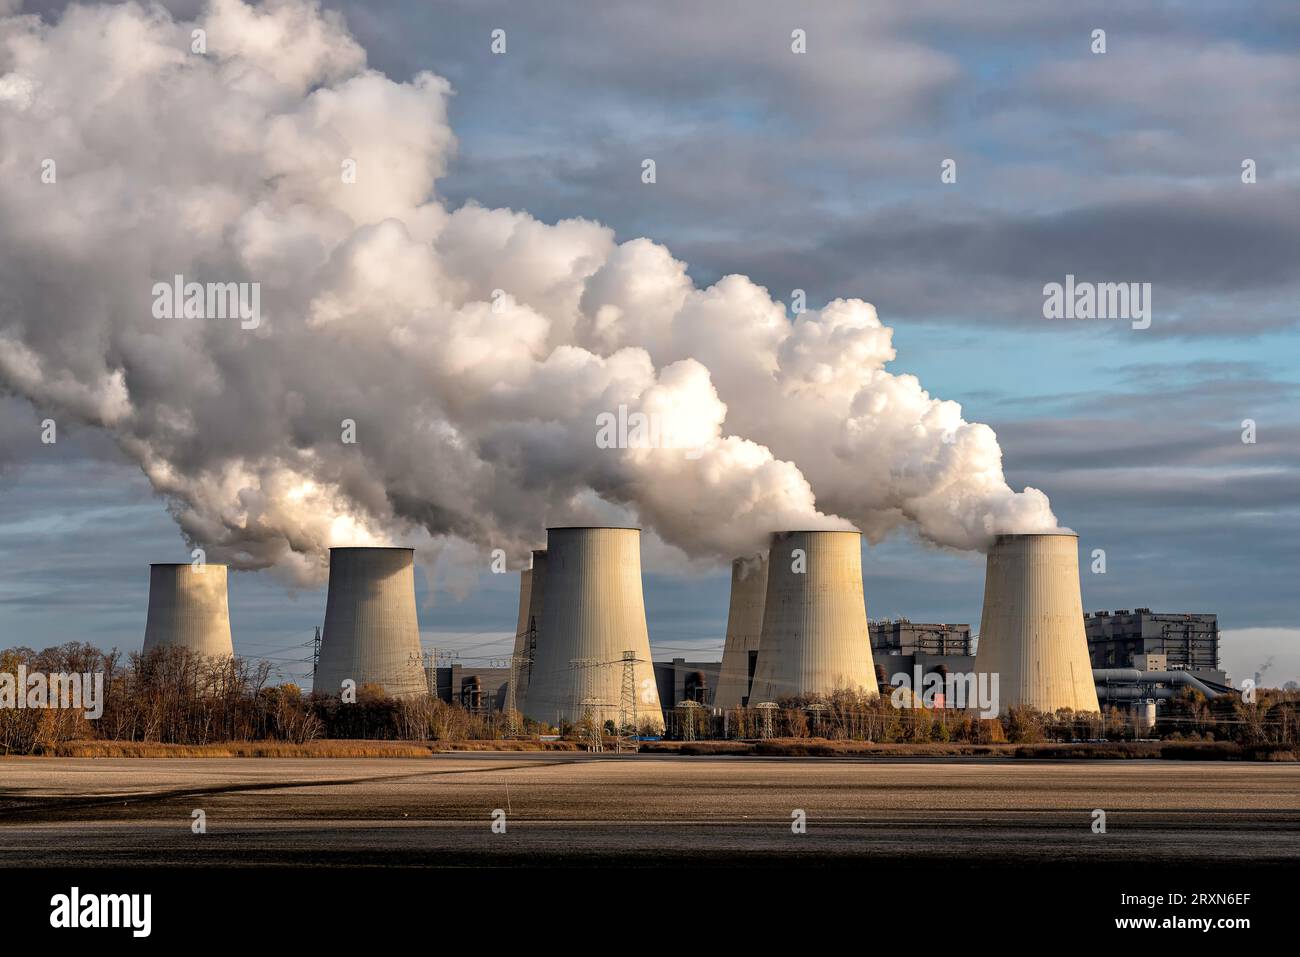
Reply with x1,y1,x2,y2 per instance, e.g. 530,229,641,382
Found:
142,563,235,657
713,554,768,709
973,532,1101,714
314,546,427,699
522,527,663,731
748,530,877,701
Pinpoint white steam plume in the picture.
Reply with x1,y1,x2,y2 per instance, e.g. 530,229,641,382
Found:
0,0,1058,583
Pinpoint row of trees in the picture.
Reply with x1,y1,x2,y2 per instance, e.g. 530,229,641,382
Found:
3,642,1297,754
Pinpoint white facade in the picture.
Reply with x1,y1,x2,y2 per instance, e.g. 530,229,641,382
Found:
749,530,876,702
143,563,235,657
974,532,1101,714
713,555,768,709
315,547,427,699
522,527,663,731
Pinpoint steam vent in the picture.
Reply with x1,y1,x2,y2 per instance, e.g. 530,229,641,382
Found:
973,532,1101,714
315,546,427,699
142,563,235,657
748,530,877,701
713,554,769,709
522,527,664,731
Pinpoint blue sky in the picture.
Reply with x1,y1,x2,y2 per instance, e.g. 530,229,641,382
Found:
1,0,1297,687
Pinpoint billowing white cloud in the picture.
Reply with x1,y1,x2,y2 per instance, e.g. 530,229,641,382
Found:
0,0,1058,584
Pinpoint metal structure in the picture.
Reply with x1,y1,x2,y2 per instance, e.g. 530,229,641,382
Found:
614,651,641,752
142,563,235,657
314,546,427,699
522,527,664,731
973,532,1101,714
748,530,877,702
676,700,703,741
713,554,768,709
755,701,778,739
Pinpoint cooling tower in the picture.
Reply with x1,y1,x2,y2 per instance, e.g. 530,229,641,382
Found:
713,555,768,708
315,546,427,699
142,563,235,657
507,549,547,709
973,532,1101,714
522,528,663,731
748,530,876,702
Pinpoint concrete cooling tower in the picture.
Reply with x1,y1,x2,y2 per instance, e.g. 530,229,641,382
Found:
713,555,768,709
973,532,1101,714
748,530,877,702
143,563,235,657
522,527,663,731
314,546,427,699
507,549,547,709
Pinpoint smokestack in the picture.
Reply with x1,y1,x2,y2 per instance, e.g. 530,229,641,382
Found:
749,530,876,701
315,546,427,699
143,563,235,657
522,528,664,730
974,532,1100,714
713,554,768,708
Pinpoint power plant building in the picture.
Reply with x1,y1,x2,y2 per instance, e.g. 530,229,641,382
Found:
869,619,974,692
522,527,664,731
142,563,235,657
748,530,877,702
1085,609,1224,684
712,555,768,708
314,546,427,699
973,532,1100,714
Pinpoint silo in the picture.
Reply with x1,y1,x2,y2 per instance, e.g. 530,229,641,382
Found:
315,546,427,699
748,530,876,702
713,555,768,708
522,528,663,731
973,532,1101,714
143,563,235,657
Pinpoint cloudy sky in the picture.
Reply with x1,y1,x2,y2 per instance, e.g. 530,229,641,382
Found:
1,0,1297,687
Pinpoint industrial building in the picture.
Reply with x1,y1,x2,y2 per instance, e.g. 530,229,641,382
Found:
655,657,722,709
973,532,1100,714
314,546,427,699
712,555,767,708
1085,609,1225,684
748,530,877,702
869,619,975,690
430,661,510,712
142,563,235,657
522,527,665,731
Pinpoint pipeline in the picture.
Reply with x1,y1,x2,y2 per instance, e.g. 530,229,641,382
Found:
1092,668,1223,700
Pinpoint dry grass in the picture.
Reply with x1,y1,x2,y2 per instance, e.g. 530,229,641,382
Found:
15,737,1296,761
22,738,585,758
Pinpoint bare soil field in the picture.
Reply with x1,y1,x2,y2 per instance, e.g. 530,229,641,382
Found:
0,753,1296,867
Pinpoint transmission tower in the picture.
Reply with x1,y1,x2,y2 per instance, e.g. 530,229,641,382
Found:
311,626,321,684
569,657,610,752
677,700,702,741
617,650,641,752
755,701,778,740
